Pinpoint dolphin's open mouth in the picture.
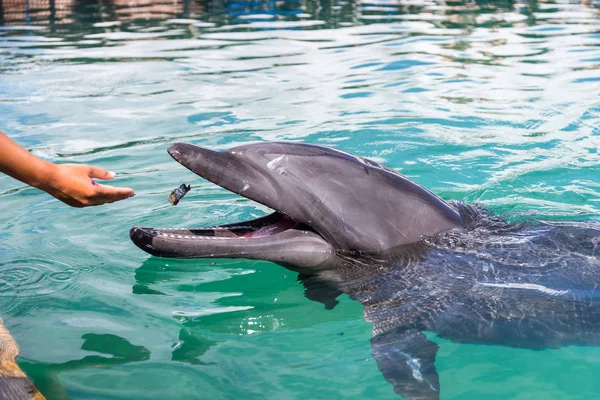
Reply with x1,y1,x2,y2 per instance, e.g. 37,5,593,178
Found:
130,209,327,261
131,212,317,250
130,143,332,263
134,212,300,241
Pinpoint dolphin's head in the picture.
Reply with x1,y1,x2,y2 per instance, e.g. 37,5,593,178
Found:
130,142,463,269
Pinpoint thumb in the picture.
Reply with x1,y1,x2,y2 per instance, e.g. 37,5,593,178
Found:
88,166,116,180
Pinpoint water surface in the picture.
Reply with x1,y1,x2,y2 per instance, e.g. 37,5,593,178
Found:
1,0,600,398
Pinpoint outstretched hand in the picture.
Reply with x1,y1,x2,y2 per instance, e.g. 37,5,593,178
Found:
1,131,135,208
39,164,135,208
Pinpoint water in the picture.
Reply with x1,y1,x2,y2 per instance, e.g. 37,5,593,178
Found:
1,0,600,398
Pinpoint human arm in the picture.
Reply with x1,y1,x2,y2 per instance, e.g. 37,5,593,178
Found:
0,132,134,207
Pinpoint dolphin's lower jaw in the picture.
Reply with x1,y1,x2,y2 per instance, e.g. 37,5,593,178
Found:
130,211,334,268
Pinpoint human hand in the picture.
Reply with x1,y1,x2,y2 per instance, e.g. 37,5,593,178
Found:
38,164,135,208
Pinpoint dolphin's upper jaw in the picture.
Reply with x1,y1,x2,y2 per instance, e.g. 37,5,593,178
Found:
164,143,341,250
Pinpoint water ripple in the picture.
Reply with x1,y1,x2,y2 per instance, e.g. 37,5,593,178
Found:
0,257,97,314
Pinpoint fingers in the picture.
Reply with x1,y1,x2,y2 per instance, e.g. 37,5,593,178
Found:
88,166,116,180
86,166,134,206
89,184,135,205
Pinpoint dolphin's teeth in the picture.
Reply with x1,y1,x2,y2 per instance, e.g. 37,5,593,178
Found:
153,231,249,240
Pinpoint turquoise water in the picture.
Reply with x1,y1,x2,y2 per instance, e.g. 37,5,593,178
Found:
2,1,600,398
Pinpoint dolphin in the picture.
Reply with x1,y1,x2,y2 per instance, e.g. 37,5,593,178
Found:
131,142,600,400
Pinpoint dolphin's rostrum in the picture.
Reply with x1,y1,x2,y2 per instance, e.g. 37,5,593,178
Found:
131,142,600,400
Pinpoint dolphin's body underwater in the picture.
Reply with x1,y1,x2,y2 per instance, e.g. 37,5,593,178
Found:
131,142,600,400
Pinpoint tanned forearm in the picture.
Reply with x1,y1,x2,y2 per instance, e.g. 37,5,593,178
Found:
0,132,56,189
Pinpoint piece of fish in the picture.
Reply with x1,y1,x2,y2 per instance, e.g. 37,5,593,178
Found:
168,184,191,205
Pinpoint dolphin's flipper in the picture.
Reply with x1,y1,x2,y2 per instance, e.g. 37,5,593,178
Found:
297,274,343,310
371,328,440,400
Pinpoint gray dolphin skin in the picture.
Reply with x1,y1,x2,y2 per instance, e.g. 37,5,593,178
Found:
131,142,600,400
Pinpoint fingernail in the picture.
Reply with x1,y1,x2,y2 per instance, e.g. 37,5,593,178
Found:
108,171,116,178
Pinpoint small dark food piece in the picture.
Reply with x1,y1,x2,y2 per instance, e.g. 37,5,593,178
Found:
169,184,191,205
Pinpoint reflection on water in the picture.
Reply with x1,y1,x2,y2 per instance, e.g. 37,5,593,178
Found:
19,333,150,399
3,0,600,30
2,0,600,398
